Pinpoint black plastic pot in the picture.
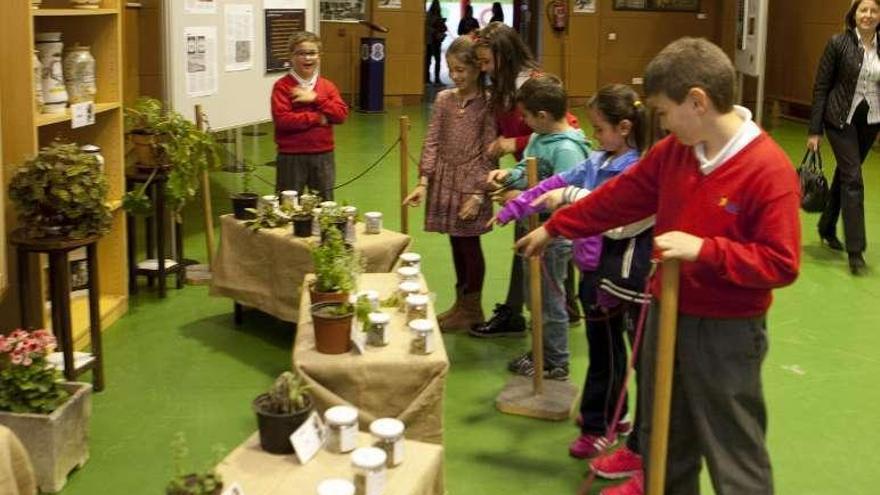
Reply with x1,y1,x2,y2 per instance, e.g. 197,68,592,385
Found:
292,216,313,237
231,192,259,220
253,394,313,455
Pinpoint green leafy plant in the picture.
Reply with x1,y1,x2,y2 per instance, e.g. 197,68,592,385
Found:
166,432,224,495
124,97,221,217
242,205,290,231
354,294,373,329
261,371,310,415
0,329,70,414
311,227,360,294
298,187,320,212
8,142,111,239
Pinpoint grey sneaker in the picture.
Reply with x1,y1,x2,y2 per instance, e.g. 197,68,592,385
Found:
544,364,570,381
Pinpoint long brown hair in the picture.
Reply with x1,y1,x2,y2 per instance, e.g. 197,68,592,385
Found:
474,22,538,112
446,36,486,95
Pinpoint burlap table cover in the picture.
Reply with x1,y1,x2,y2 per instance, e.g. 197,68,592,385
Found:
294,273,449,444
0,426,37,495
210,215,411,322
216,432,444,495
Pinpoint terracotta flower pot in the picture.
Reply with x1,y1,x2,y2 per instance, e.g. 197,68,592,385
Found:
309,287,349,305
129,132,167,169
311,302,353,354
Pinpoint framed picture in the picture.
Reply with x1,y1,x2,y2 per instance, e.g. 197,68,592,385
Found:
613,0,699,12
573,0,597,14
70,259,90,292
319,0,366,21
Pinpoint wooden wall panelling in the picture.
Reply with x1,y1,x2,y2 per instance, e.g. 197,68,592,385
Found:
123,3,140,106
138,0,164,100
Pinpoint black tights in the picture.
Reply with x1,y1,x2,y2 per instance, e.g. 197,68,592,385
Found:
449,235,485,294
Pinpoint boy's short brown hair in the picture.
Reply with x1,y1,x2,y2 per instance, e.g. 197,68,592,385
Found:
644,37,736,113
515,74,567,121
287,31,322,52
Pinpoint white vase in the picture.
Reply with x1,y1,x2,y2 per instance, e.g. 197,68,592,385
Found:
63,44,97,104
35,32,68,114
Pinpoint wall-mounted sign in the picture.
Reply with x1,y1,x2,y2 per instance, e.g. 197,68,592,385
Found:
265,9,306,73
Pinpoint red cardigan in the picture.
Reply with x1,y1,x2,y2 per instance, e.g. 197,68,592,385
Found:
271,74,349,154
545,133,801,318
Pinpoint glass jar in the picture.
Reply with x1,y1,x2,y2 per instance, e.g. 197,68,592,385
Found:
280,190,299,208
364,211,382,234
405,294,429,323
409,319,435,355
366,312,390,347
311,208,323,237
351,447,387,495
369,418,405,467
317,479,356,495
80,144,104,172
397,282,420,312
35,32,68,114
396,266,419,283
63,44,97,104
342,206,358,244
260,194,279,210
32,50,43,112
324,405,359,454
399,253,421,271
358,290,379,311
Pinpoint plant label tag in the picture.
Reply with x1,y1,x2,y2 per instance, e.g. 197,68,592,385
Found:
71,102,96,129
291,411,325,464
221,483,245,495
352,331,366,354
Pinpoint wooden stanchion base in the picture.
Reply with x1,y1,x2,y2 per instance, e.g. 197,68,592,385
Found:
495,375,578,421
185,263,213,285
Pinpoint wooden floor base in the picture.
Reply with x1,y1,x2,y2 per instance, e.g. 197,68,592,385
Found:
496,375,579,421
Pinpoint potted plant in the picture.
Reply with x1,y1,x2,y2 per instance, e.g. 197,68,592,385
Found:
298,187,320,213
8,142,111,239
123,97,221,216
311,300,355,354
252,371,313,455
231,159,259,220
0,329,91,493
242,204,290,232
310,226,359,304
288,205,313,238
319,203,348,242
166,432,224,495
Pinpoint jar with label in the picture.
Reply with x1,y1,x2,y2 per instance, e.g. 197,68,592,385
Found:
280,190,298,208
366,312,391,347
80,144,104,172
317,478,356,495
399,252,421,271
33,51,43,112
397,282,421,312
311,208,323,237
351,447,387,495
409,319,435,355
364,211,382,234
369,418,405,467
396,266,420,283
405,294,429,323
260,194,279,210
63,44,97,104
324,405,359,454
342,206,358,244
35,32,68,114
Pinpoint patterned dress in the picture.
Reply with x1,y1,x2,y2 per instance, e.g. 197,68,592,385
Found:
419,89,498,236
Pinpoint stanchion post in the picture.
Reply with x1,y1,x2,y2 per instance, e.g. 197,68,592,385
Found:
646,259,681,495
525,157,543,395
399,115,410,235
194,104,215,268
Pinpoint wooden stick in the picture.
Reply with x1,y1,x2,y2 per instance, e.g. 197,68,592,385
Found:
194,104,215,268
399,116,410,235
525,157,543,395
646,259,681,495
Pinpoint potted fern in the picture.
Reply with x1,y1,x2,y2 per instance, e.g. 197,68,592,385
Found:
231,159,259,220
310,226,358,304
252,371,313,455
166,432,224,495
123,97,221,217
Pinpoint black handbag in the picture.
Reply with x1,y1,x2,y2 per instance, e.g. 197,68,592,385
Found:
797,149,830,213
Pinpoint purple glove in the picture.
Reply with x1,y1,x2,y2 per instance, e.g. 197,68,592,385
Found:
572,235,602,271
496,175,569,224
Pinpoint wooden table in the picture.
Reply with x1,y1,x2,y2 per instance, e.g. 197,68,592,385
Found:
294,273,449,444
210,215,411,323
10,230,104,391
216,432,444,495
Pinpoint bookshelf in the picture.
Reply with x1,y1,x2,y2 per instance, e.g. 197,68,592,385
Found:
0,0,128,349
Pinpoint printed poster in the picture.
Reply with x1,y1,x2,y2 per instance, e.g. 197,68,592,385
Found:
377,0,401,9
225,4,255,72
185,0,216,14
184,26,218,97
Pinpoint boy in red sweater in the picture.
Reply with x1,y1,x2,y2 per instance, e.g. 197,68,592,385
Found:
271,31,348,200
517,38,800,495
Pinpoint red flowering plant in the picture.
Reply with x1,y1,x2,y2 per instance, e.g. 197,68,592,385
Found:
0,329,70,414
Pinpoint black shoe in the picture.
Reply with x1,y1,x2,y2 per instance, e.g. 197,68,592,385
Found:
849,252,867,275
469,304,526,338
820,234,845,251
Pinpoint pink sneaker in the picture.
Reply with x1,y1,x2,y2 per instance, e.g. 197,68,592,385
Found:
590,446,643,479
576,414,634,436
569,433,616,459
599,470,644,495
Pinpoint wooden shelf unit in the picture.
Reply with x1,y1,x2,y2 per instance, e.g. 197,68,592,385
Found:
0,0,127,345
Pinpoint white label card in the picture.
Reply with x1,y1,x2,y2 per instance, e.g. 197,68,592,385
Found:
221,483,245,495
70,102,96,129
290,411,325,464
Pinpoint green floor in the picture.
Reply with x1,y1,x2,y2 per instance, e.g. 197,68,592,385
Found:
57,105,879,494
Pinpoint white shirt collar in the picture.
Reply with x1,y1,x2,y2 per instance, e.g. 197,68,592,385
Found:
693,105,762,175
855,29,878,48
290,70,319,90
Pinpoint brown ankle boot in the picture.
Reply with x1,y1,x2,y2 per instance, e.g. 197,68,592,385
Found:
437,287,463,324
440,291,484,332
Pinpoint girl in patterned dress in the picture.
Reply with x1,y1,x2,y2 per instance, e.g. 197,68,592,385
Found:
403,36,498,331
